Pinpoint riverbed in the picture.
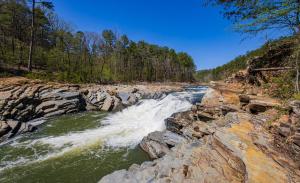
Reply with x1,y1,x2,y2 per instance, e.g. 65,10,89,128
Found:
0,86,207,183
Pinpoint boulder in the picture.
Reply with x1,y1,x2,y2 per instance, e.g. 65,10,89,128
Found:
140,131,186,159
140,131,170,159
101,95,114,111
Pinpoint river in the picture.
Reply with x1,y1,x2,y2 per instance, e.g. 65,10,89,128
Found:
0,86,207,183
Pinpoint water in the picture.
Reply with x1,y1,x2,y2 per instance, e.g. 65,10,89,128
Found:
0,86,207,183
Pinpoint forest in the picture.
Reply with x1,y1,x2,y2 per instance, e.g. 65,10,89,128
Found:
0,0,196,83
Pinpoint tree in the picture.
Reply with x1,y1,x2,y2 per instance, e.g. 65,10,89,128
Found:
27,0,53,71
208,0,300,35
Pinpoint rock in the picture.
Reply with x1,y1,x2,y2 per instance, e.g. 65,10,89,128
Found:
292,133,300,147
181,121,214,139
101,95,114,111
289,100,300,116
112,96,122,111
140,131,187,159
239,94,250,103
247,99,280,114
117,92,130,104
248,103,267,113
162,130,187,147
127,94,137,105
0,121,12,137
140,131,171,159
165,111,193,134
220,104,240,115
100,140,246,183
201,88,223,107
96,91,108,102
196,111,215,122
278,123,291,137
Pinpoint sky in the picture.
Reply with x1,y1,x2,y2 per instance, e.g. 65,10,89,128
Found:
51,0,283,70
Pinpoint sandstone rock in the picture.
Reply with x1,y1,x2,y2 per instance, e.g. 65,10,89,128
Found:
181,121,214,139
196,111,215,122
220,104,240,115
292,132,300,147
201,88,223,107
101,95,114,111
100,140,247,183
247,99,280,114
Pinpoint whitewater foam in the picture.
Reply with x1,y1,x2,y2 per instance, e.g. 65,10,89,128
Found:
0,88,207,171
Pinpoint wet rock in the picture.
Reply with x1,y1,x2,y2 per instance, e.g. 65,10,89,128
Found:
0,121,12,137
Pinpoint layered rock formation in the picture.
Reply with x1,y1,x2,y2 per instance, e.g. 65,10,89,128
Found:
0,78,181,141
100,83,300,183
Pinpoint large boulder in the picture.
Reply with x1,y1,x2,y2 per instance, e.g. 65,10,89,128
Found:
140,131,187,159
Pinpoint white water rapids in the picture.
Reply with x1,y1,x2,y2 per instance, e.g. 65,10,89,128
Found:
0,87,207,171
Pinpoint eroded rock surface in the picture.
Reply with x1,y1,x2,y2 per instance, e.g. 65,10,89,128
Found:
100,85,300,183
0,79,182,140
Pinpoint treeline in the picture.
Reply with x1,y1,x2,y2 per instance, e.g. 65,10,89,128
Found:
0,0,195,83
195,36,293,82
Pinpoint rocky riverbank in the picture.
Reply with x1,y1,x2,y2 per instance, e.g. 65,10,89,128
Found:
99,82,300,183
0,77,183,141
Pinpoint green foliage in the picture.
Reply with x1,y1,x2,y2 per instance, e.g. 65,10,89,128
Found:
293,93,300,100
0,0,195,83
195,36,294,82
262,71,295,99
208,0,300,34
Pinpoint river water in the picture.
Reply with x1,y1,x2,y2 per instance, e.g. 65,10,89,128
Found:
0,86,207,183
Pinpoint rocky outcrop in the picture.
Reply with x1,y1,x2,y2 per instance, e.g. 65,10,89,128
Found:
0,85,85,122
140,131,187,159
0,80,182,140
99,85,300,183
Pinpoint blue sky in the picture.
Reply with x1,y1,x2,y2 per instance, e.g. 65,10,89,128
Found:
51,0,283,70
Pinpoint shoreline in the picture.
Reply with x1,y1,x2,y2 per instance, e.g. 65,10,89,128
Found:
0,77,185,142
99,82,300,183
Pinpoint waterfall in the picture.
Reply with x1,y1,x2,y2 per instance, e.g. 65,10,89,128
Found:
0,87,207,172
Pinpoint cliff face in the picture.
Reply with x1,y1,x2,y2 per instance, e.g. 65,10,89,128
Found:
99,82,300,183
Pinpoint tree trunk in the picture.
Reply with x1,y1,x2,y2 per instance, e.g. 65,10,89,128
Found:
28,0,35,71
296,52,300,93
